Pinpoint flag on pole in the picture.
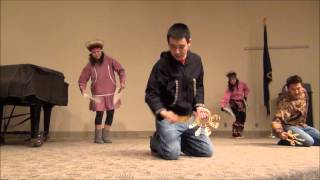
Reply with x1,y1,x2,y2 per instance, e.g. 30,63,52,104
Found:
263,22,272,116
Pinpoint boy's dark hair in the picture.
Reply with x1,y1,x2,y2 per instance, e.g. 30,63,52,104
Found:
167,23,191,42
286,75,303,88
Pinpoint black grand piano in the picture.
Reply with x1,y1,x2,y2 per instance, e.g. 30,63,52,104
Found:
0,64,68,147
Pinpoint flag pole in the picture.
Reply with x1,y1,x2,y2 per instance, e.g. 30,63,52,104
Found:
268,80,275,138
263,17,275,138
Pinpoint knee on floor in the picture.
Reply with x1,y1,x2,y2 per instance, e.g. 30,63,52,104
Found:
161,146,181,160
199,147,213,157
303,138,314,147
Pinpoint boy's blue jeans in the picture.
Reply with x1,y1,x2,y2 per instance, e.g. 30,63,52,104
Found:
150,117,213,160
279,125,320,146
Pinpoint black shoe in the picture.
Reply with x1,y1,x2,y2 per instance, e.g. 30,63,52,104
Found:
43,135,49,142
29,134,44,147
232,132,241,138
277,139,291,146
43,132,49,142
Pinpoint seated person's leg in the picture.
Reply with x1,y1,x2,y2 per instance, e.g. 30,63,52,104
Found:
181,128,213,157
150,120,181,160
285,126,314,147
302,126,320,146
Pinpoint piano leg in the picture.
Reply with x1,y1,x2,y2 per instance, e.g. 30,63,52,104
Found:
0,104,4,144
43,104,53,141
30,105,43,147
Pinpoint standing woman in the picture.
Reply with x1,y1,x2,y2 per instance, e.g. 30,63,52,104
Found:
220,71,249,138
79,40,126,143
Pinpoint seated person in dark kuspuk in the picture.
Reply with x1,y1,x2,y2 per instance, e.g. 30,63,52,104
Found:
145,23,213,160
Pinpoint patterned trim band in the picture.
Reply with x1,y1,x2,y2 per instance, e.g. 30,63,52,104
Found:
195,103,206,108
193,78,197,97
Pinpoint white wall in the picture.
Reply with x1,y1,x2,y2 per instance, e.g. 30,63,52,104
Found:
1,0,319,132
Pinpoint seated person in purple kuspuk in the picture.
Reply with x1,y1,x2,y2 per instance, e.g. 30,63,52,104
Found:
78,40,126,144
272,75,319,146
220,71,250,138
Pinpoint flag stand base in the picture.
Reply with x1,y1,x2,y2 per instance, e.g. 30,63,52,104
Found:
268,130,276,138
268,134,276,138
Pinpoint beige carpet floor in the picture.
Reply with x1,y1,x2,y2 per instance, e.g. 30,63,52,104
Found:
0,136,319,180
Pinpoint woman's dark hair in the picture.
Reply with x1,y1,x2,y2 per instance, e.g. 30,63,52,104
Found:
167,23,191,43
87,43,103,51
228,79,239,92
286,75,303,88
226,71,238,91
89,51,105,66
226,71,237,79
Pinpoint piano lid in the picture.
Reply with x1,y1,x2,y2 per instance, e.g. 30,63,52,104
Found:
0,64,68,106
